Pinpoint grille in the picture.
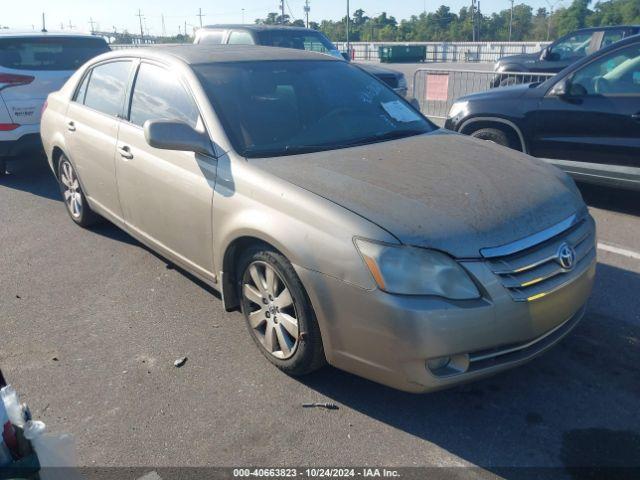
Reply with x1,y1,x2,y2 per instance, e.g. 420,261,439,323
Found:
484,216,596,302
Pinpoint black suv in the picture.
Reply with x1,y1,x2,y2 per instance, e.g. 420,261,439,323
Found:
193,25,408,96
493,25,640,87
446,35,640,190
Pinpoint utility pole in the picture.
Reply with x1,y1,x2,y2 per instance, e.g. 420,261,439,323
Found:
89,17,96,33
508,0,514,41
304,0,310,28
280,0,286,24
346,0,350,55
242,8,245,24
197,8,204,28
41,12,47,33
470,0,475,41
161,14,166,37
136,9,144,40
184,20,187,38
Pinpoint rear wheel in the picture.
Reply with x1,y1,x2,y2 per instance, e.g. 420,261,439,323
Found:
238,246,325,376
470,128,512,149
57,154,100,227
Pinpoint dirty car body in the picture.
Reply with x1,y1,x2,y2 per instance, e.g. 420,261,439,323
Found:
40,45,596,393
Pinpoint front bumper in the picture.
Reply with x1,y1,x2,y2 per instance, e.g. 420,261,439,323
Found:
296,216,597,393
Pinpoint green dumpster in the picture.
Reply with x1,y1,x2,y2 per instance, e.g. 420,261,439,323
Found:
378,45,426,63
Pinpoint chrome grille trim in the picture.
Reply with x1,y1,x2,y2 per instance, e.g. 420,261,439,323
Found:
485,214,596,302
480,213,582,259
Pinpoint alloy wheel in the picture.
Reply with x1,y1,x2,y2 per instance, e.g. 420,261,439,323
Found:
60,160,83,219
242,261,299,360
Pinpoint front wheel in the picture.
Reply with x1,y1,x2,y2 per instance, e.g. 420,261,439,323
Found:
238,246,326,376
57,155,100,227
470,128,512,148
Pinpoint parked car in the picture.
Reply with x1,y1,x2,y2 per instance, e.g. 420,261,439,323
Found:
447,35,640,190
0,32,110,175
41,45,595,393
492,25,640,87
193,25,408,96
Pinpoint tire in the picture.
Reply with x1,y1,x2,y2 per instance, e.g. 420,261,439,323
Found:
237,246,326,376
470,128,512,148
57,154,100,227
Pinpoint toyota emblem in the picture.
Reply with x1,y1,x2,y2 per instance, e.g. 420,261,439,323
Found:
557,243,576,270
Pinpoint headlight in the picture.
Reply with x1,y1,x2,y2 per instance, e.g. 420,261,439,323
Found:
355,239,480,299
448,101,468,119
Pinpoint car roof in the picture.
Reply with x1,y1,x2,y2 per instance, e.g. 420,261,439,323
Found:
0,31,101,39
106,44,339,65
200,25,318,33
572,25,640,33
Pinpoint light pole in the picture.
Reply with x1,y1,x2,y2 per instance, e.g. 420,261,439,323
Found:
508,0,514,41
346,0,350,57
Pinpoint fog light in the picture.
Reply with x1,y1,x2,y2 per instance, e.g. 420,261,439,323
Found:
427,356,451,371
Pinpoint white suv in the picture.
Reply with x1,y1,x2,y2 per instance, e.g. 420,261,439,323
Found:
0,32,109,174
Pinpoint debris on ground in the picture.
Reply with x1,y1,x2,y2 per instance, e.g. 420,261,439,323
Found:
173,357,188,368
302,402,339,410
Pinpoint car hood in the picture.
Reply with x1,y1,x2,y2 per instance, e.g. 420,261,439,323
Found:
459,82,533,102
252,130,584,258
496,52,539,67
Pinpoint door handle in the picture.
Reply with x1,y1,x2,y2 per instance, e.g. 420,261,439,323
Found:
67,121,76,132
118,145,133,160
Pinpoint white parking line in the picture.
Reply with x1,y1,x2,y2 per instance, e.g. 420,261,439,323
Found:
597,242,640,260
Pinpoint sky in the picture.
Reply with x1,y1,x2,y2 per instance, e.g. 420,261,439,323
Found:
3,0,556,36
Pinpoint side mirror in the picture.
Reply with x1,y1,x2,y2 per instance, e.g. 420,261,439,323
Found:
540,48,549,61
143,120,215,157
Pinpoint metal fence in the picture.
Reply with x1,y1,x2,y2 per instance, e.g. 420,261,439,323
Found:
335,41,550,63
412,69,555,123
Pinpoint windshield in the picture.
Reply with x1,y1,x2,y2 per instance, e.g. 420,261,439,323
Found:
195,60,434,158
257,30,337,54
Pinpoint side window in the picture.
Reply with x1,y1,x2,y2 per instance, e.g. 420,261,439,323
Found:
228,31,254,45
83,61,132,117
198,31,224,45
571,44,640,96
601,30,624,48
550,32,595,61
129,62,199,128
74,71,91,103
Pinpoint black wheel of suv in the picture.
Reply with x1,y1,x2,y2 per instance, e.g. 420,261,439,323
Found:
57,154,100,227
470,128,513,149
238,246,326,376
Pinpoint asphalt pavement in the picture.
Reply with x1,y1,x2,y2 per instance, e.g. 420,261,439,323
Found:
1,126,639,475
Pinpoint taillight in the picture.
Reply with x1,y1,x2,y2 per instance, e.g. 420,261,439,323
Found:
0,123,20,131
0,73,35,91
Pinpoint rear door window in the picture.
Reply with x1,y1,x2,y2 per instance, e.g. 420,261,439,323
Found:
197,30,225,45
601,30,626,48
83,61,132,117
228,31,254,45
0,37,110,71
128,62,199,128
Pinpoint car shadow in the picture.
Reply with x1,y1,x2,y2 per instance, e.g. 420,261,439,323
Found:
0,154,61,201
577,182,640,217
297,262,640,476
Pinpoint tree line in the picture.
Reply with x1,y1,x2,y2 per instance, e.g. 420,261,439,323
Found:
256,0,640,42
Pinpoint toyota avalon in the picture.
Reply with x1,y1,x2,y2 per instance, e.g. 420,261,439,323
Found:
40,46,596,392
